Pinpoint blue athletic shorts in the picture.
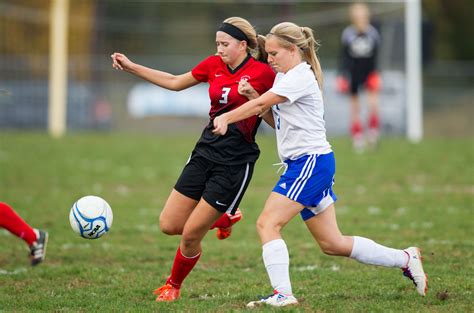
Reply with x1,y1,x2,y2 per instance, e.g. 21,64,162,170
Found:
272,152,337,221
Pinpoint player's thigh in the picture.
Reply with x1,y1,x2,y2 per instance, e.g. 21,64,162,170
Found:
181,198,222,242
159,189,198,232
304,204,351,254
258,192,304,230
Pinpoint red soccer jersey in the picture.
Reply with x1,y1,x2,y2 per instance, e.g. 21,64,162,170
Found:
192,55,275,142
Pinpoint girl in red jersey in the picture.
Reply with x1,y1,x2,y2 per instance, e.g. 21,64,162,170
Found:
111,17,275,301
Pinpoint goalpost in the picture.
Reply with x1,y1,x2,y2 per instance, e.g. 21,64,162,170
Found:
48,0,69,138
405,0,423,142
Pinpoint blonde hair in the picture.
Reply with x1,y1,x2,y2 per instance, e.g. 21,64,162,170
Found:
223,17,268,63
268,22,323,89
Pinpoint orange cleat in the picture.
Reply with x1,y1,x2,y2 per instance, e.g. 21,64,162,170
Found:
216,208,242,240
154,283,180,302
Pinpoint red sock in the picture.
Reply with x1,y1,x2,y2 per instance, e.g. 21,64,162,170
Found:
209,213,231,230
351,120,363,138
0,202,37,245
369,113,380,130
166,246,201,289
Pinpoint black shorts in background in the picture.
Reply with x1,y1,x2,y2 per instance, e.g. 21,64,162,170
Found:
174,152,255,214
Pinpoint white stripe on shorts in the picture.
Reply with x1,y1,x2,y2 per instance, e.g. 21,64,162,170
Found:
286,155,312,198
293,155,317,200
287,154,317,201
226,162,250,214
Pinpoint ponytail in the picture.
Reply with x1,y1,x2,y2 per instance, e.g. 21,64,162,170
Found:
254,34,268,63
301,27,323,90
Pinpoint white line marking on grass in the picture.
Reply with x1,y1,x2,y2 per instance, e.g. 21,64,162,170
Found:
396,207,407,215
447,206,458,214
134,224,159,232
116,185,130,196
368,207,381,215
421,222,434,229
0,267,27,275
410,184,424,193
356,185,366,195
93,183,103,194
426,239,474,246
61,243,91,250
295,265,319,272
337,206,350,215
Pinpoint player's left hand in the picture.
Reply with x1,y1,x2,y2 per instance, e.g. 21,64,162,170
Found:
212,115,229,136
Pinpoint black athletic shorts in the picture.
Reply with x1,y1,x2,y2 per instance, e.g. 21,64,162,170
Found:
174,152,255,214
350,68,371,95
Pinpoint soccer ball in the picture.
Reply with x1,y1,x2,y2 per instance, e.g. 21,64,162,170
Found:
69,195,113,239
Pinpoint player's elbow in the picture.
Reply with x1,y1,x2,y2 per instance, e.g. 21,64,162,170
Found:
153,75,184,91
254,101,268,116
162,80,182,91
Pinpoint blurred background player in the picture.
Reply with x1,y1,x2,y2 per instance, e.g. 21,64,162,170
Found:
337,3,381,152
111,17,275,301
0,202,48,266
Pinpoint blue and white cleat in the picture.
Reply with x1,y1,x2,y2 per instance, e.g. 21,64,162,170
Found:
247,291,298,308
402,247,428,296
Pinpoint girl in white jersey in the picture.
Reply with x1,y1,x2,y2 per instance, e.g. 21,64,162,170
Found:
213,22,427,307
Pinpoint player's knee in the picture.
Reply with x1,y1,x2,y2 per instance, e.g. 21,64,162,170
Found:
318,238,350,256
256,216,282,236
319,243,339,256
180,231,200,249
159,217,182,235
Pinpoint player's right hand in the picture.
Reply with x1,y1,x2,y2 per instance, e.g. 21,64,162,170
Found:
111,52,133,71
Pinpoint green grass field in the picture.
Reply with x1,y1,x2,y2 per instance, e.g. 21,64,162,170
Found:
0,132,472,312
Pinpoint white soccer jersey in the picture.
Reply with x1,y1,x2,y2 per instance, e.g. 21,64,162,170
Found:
270,62,332,161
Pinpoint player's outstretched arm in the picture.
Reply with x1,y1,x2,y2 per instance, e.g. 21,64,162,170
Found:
111,52,199,91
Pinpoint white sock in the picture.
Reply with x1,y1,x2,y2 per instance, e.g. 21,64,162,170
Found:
350,236,408,268
262,239,292,295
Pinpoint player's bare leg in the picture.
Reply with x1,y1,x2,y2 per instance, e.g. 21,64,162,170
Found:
159,189,198,235
304,204,353,256
247,193,302,307
350,95,365,153
305,204,427,296
367,89,380,148
155,199,221,302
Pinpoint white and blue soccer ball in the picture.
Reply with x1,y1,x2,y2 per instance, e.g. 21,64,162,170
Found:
69,195,113,239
